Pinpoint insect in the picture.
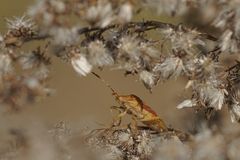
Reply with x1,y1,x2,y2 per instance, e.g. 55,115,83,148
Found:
91,72,168,132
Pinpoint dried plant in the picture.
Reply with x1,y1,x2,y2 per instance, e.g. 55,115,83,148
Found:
1,0,240,159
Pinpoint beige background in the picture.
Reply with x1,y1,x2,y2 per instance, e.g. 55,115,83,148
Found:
0,1,201,131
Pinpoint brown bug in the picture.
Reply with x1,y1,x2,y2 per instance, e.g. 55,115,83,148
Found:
91,72,168,132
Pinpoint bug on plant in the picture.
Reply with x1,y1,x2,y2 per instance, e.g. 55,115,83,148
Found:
91,72,168,132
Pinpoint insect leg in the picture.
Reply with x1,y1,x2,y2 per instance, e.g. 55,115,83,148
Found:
110,105,123,114
110,105,128,127
140,116,161,122
117,108,128,118
140,116,168,132
129,116,139,135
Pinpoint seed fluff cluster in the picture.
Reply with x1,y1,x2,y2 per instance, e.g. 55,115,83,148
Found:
0,0,240,159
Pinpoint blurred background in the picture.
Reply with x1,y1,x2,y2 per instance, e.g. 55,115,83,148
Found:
0,0,225,131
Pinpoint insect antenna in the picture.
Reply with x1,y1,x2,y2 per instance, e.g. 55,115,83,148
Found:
91,72,119,97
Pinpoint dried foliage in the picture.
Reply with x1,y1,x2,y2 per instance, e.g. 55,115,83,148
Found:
1,0,240,159
1,121,240,160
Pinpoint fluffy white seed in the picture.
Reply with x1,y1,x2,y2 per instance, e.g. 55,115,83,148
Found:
177,99,197,109
71,54,92,76
118,3,132,23
153,57,184,79
229,103,240,123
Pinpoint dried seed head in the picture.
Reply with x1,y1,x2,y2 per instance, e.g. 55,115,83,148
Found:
6,16,35,32
118,3,133,24
143,0,188,16
193,129,226,160
229,91,240,123
33,65,50,80
139,70,158,90
212,9,235,29
19,50,50,70
50,27,79,45
136,131,153,157
71,54,92,76
87,40,114,67
139,42,159,58
229,103,240,123
0,34,3,43
0,54,13,79
185,57,219,81
161,26,205,54
86,128,158,160
153,57,184,80
197,82,226,110
116,35,143,72
118,35,140,60
153,138,191,160
28,0,69,26
227,138,240,159
220,29,238,53
49,0,67,14
177,99,197,109
86,2,114,27
4,16,36,46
